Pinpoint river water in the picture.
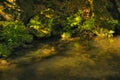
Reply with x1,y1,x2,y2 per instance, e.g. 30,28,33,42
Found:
0,37,120,80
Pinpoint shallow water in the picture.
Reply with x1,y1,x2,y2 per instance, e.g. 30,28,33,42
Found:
0,37,120,80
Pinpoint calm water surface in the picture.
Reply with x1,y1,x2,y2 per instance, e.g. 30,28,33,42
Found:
0,38,120,80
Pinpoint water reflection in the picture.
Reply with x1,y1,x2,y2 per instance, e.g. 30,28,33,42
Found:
0,37,120,80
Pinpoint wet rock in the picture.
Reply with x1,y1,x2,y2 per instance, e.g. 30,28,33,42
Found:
0,59,9,65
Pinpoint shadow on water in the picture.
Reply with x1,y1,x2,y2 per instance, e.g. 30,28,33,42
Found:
0,37,120,80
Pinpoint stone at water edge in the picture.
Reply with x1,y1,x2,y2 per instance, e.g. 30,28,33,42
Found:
0,59,9,65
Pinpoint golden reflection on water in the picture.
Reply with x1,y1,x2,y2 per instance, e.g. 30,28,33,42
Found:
0,37,120,80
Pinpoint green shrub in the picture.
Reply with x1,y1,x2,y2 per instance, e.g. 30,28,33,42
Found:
82,18,95,31
115,23,120,34
63,9,117,40
63,10,83,35
63,9,95,39
107,19,120,35
0,21,33,56
92,18,118,38
92,27,114,38
0,44,11,57
28,8,55,38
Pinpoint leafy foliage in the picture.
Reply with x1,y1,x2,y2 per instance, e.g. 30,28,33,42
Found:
93,27,114,38
63,10,83,34
63,9,95,39
0,44,11,57
0,21,33,56
62,9,117,40
28,8,54,38
0,0,120,58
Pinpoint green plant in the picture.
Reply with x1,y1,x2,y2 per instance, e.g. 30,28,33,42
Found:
82,18,95,31
63,9,95,39
92,27,114,38
0,21,33,56
107,18,120,35
61,32,71,40
28,8,55,38
63,9,118,40
63,10,83,35
0,44,11,57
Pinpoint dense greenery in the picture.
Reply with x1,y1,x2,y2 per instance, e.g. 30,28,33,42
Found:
28,8,54,38
0,0,120,57
0,21,33,57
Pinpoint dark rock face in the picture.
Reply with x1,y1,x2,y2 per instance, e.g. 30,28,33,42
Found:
0,0,34,23
0,0,120,22
16,0,35,23
107,0,120,20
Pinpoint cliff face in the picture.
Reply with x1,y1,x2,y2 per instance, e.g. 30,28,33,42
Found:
0,0,120,23
108,0,120,20
0,0,34,22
